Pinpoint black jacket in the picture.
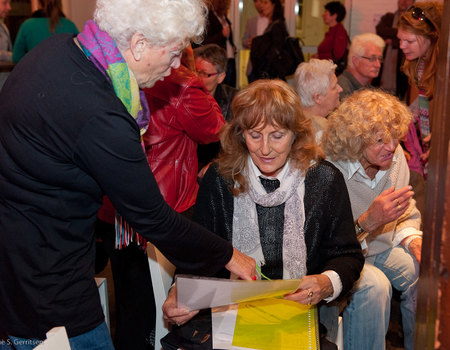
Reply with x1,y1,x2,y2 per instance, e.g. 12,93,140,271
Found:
191,161,364,297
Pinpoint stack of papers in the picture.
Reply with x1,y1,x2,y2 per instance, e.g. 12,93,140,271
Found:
176,275,319,350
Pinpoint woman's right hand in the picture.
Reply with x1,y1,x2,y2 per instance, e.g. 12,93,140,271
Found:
358,186,414,233
225,248,256,280
162,284,199,326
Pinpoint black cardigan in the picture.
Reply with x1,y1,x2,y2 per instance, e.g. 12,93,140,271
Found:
191,160,364,298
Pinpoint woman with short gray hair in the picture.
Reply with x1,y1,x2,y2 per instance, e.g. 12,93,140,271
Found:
294,59,342,137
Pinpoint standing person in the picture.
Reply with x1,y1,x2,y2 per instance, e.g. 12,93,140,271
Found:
337,33,385,100
322,89,422,350
193,44,238,174
0,0,256,349
375,0,414,99
312,1,348,75
242,0,269,82
162,79,364,350
0,0,12,90
12,0,79,62
250,0,289,80
200,0,237,87
397,1,442,177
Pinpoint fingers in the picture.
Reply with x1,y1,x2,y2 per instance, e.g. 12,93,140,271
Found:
284,275,333,305
225,248,256,281
163,308,199,326
162,285,199,326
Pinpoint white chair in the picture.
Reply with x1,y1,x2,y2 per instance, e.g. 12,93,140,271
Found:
33,327,71,350
336,316,343,350
95,277,110,333
147,242,176,350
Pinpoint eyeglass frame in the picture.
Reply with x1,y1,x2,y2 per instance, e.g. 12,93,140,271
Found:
197,71,220,78
359,55,385,64
406,6,437,31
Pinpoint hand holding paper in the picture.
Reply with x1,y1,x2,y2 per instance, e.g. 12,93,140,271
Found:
284,274,334,305
162,284,199,326
176,275,302,310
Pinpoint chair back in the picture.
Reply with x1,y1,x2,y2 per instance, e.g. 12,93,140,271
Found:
33,327,71,350
147,242,176,350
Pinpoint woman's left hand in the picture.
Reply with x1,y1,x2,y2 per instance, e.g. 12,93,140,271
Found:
162,284,199,326
283,274,333,305
401,236,422,264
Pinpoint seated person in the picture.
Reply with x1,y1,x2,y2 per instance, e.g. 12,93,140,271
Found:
294,58,342,139
144,50,224,215
162,79,364,349
194,44,239,171
338,33,385,100
321,89,422,350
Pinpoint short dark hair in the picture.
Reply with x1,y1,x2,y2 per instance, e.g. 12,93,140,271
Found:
324,1,346,23
193,44,228,73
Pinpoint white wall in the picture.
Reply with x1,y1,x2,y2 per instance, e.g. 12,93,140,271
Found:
62,0,96,32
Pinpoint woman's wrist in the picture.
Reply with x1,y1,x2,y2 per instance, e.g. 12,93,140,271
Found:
403,235,422,252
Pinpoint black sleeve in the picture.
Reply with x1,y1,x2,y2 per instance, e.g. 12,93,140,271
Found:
73,111,233,276
189,164,235,278
304,161,364,297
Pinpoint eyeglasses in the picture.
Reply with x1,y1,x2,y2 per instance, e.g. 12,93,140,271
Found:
407,6,436,30
197,71,219,78
360,55,385,64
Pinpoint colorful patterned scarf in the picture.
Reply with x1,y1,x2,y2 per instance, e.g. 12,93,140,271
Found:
77,20,150,135
78,20,150,249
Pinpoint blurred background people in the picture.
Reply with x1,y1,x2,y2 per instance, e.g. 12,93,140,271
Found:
198,0,236,87
294,58,342,140
194,44,238,174
0,0,256,348
0,0,12,90
162,79,364,349
322,89,422,350
249,0,289,80
312,1,348,76
242,0,268,82
397,1,442,178
375,0,414,100
337,33,385,100
12,0,78,62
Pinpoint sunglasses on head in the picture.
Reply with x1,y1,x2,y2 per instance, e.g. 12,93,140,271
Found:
406,6,436,30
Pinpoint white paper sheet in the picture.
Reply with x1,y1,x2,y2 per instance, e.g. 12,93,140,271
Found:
176,275,301,310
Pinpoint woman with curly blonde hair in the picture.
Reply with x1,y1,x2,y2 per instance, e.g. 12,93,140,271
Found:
397,2,442,176
163,79,364,349
322,89,422,350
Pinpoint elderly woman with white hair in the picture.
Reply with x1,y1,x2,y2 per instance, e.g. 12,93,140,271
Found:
338,33,385,99
322,89,421,350
0,0,256,349
294,58,342,139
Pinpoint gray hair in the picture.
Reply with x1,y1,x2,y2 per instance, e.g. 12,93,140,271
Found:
94,0,207,50
348,33,385,68
294,59,337,108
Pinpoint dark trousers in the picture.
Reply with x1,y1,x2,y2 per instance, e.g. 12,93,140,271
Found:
96,218,156,350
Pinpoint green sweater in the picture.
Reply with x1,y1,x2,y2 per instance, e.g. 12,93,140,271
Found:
13,17,79,62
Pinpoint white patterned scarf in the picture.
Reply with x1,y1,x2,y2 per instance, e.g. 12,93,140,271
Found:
232,157,307,279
